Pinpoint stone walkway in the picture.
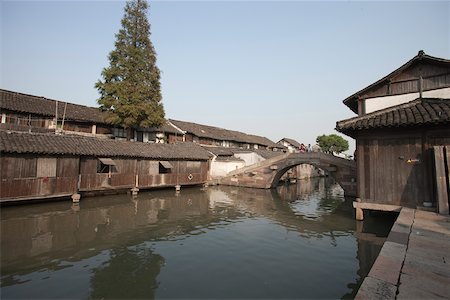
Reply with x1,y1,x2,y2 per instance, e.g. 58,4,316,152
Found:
356,208,450,299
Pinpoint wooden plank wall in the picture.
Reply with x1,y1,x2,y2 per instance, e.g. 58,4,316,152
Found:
357,127,450,211
1,155,209,201
434,146,449,214
79,158,207,192
360,62,450,99
357,134,428,207
0,155,78,200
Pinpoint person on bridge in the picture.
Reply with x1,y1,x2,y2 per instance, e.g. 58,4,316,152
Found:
299,143,306,153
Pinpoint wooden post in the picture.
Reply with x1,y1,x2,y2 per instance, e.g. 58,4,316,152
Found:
71,193,81,203
355,198,364,221
434,146,449,214
419,76,423,99
130,187,139,197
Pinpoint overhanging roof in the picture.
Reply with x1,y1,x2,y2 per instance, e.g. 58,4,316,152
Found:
336,98,450,138
99,158,116,165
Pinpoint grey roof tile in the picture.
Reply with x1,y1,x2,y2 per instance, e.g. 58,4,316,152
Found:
0,130,211,160
336,98,450,137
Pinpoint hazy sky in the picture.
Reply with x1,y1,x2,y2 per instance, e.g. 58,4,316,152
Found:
2,1,449,153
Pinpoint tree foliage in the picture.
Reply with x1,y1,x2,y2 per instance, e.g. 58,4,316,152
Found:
316,134,349,154
96,0,164,138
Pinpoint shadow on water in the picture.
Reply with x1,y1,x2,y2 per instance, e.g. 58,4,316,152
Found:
1,178,395,299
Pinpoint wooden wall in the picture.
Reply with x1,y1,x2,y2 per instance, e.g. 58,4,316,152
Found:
137,160,208,188
356,126,450,208
0,155,79,201
359,62,450,100
1,154,209,202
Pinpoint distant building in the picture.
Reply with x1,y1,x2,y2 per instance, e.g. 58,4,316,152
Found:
169,119,285,151
336,51,450,214
277,138,302,153
0,89,283,151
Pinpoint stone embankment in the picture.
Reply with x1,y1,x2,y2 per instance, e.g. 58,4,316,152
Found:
356,208,450,299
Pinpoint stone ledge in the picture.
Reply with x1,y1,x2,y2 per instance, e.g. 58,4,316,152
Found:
355,276,397,300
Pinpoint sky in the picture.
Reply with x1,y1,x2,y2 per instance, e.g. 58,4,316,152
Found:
1,1,449,154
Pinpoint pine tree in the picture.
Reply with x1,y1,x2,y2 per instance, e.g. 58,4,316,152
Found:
96,0,164,139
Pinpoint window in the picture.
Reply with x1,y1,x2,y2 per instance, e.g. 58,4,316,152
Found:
97,158,117,174
112,128,127,138
37,158,57,177
159,161,173,174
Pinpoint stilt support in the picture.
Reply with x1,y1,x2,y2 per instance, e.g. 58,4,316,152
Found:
71,193,81,203
131,187,139,197
355,198,364,221
356,207,364,221
175,185,181,192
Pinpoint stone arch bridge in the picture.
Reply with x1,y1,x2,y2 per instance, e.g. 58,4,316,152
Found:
219,152,357,197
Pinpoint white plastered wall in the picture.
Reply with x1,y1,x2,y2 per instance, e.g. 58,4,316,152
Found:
364,87,450,114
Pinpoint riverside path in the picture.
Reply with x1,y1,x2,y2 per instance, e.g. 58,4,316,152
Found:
356,208,450,299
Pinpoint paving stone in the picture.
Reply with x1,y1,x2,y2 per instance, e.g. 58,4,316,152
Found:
406,245,449,266
386,231,409,245
396,211,414,228
390,222,411,234
379,241,407,260
415,210,449,222
398,273,450,298
361,209,450,299
412,218,450,236
397,284,448,300
402,257,450,282
355,276,397,300
404,252,450,278
408,234,450,254
368,255,403,285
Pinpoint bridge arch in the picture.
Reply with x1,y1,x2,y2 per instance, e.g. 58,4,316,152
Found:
219,152,357,197
271,162,327,188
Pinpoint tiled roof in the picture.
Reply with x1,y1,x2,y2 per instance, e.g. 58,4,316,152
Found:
252,149,285,159
336,98,450,137
0,89,107,124
279,138,301,148
0,130,211,160
169,119,279,148
202,146,235,156
202,146,284,159
246,134,283,149
137,122,185,135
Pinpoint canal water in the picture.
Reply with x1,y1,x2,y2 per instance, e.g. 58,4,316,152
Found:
1,178,395,299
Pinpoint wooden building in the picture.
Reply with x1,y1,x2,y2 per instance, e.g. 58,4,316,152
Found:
0,130,211,203
0,89,282,151
169,119,284,151
336,51,450,216
0,89,113,137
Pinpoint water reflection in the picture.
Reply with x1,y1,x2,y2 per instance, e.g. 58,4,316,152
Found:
1,178,393,299
90,246,164,299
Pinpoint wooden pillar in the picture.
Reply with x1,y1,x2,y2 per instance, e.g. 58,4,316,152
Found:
355,198,364,221
130,187,139,197
71,193,81,203
434,146,449,214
